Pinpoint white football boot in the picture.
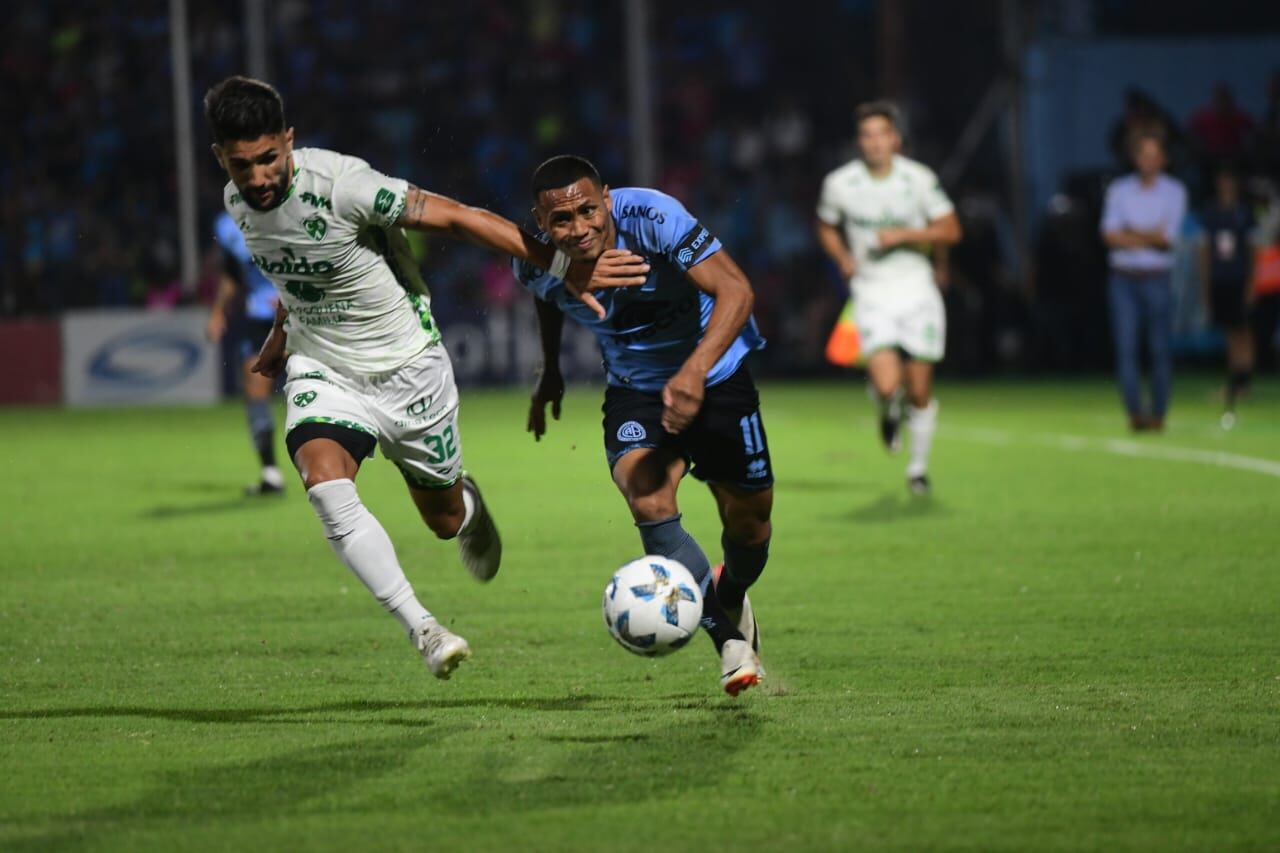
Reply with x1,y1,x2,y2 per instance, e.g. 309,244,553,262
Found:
412,621,471,680
457,474,501,582
720,639,763,697
712,564,760,656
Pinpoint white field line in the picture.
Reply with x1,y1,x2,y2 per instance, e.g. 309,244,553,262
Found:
948,427,1280,479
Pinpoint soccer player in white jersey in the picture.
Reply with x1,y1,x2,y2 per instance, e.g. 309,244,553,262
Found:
203,77,647,680
815,101,962,494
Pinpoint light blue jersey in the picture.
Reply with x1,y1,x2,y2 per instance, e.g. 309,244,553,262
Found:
214,211,277,322
513,187,764,392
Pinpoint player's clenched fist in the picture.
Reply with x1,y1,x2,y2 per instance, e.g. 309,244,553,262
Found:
661,367,706,434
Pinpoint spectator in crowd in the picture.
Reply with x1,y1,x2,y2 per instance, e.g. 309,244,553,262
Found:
1100,131,1188,432
1198,164,1256,428
1188,84,1255,164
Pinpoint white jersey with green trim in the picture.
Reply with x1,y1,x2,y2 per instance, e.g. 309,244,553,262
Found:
223,147,440,376
817,154,954,300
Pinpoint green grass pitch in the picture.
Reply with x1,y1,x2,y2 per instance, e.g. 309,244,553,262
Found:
2,376,1278,851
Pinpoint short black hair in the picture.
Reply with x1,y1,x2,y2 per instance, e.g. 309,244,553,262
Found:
531,155,602,201
204,76,286,145
855,100,901,130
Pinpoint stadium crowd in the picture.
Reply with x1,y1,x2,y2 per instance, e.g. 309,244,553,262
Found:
2,1,1278,374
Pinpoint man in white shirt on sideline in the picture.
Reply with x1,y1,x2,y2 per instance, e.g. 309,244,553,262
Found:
815,101,962,495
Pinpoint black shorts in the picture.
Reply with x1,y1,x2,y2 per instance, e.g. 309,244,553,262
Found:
602,365,774,491
1209,280,1250,329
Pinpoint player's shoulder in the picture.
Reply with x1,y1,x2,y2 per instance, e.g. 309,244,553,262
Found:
822,158,867,186
611,186,690,222
295,147,371,181
894,155,940,185
222,180,245,213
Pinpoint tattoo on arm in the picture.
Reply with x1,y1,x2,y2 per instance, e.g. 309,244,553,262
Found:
400,186,429,227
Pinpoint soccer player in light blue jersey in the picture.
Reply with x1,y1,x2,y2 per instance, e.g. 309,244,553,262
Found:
516,155,773,696
208,210,286,495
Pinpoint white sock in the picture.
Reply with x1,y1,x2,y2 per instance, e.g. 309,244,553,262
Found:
906,399,938,478
261,465,284,488
459,481,477,534
307,479,434,633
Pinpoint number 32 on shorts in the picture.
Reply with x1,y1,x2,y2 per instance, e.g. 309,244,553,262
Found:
423,424,458,464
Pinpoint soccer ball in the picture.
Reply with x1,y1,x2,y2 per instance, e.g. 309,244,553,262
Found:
602,555,703,656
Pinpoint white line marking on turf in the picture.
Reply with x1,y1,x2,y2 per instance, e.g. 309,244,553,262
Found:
949,427,1280,479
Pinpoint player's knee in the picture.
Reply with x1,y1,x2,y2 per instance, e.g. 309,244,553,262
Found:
727,518,771,548
908,389,932,409
302,467,349,491
627,492,678,524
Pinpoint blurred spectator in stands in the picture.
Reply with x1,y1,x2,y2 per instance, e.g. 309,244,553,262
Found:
1100,130,1187,432
1198,164,1256,426
1188,83,1255,165
1256,71,1280,181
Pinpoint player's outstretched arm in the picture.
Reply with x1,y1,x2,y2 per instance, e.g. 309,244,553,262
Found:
527,297,566,442
661,251,755,434
396,187,648,318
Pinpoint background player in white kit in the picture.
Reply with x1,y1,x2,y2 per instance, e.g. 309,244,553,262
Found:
815,101,962,494
204,77,647,680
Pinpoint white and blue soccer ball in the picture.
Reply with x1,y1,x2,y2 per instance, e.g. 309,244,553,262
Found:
602,555,703,656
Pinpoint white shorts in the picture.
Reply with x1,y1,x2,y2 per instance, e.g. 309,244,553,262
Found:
852,286,946,362
283,345,463,489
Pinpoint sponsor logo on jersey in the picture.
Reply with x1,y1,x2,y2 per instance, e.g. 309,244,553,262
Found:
303,215,327,242
253,247,335,278
617,421,647,442
407,396,432,417
300,191,332,211
618,204,666,225
374,188,396,216
746,458,770,479
285,280,325,303
229,192,243,206
293,391,317,408
675,224,712,267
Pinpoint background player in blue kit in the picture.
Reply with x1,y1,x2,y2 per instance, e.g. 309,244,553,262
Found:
208,209,285,495
516,155,773,696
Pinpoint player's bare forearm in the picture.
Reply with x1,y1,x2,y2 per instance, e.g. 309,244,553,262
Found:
682,251,754,377
881,213,963,249
397,185,541,259
816,220,856,278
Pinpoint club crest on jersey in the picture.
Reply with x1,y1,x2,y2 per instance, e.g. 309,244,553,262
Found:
617,421,647,442
293,391,317,408
303,215,327,242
